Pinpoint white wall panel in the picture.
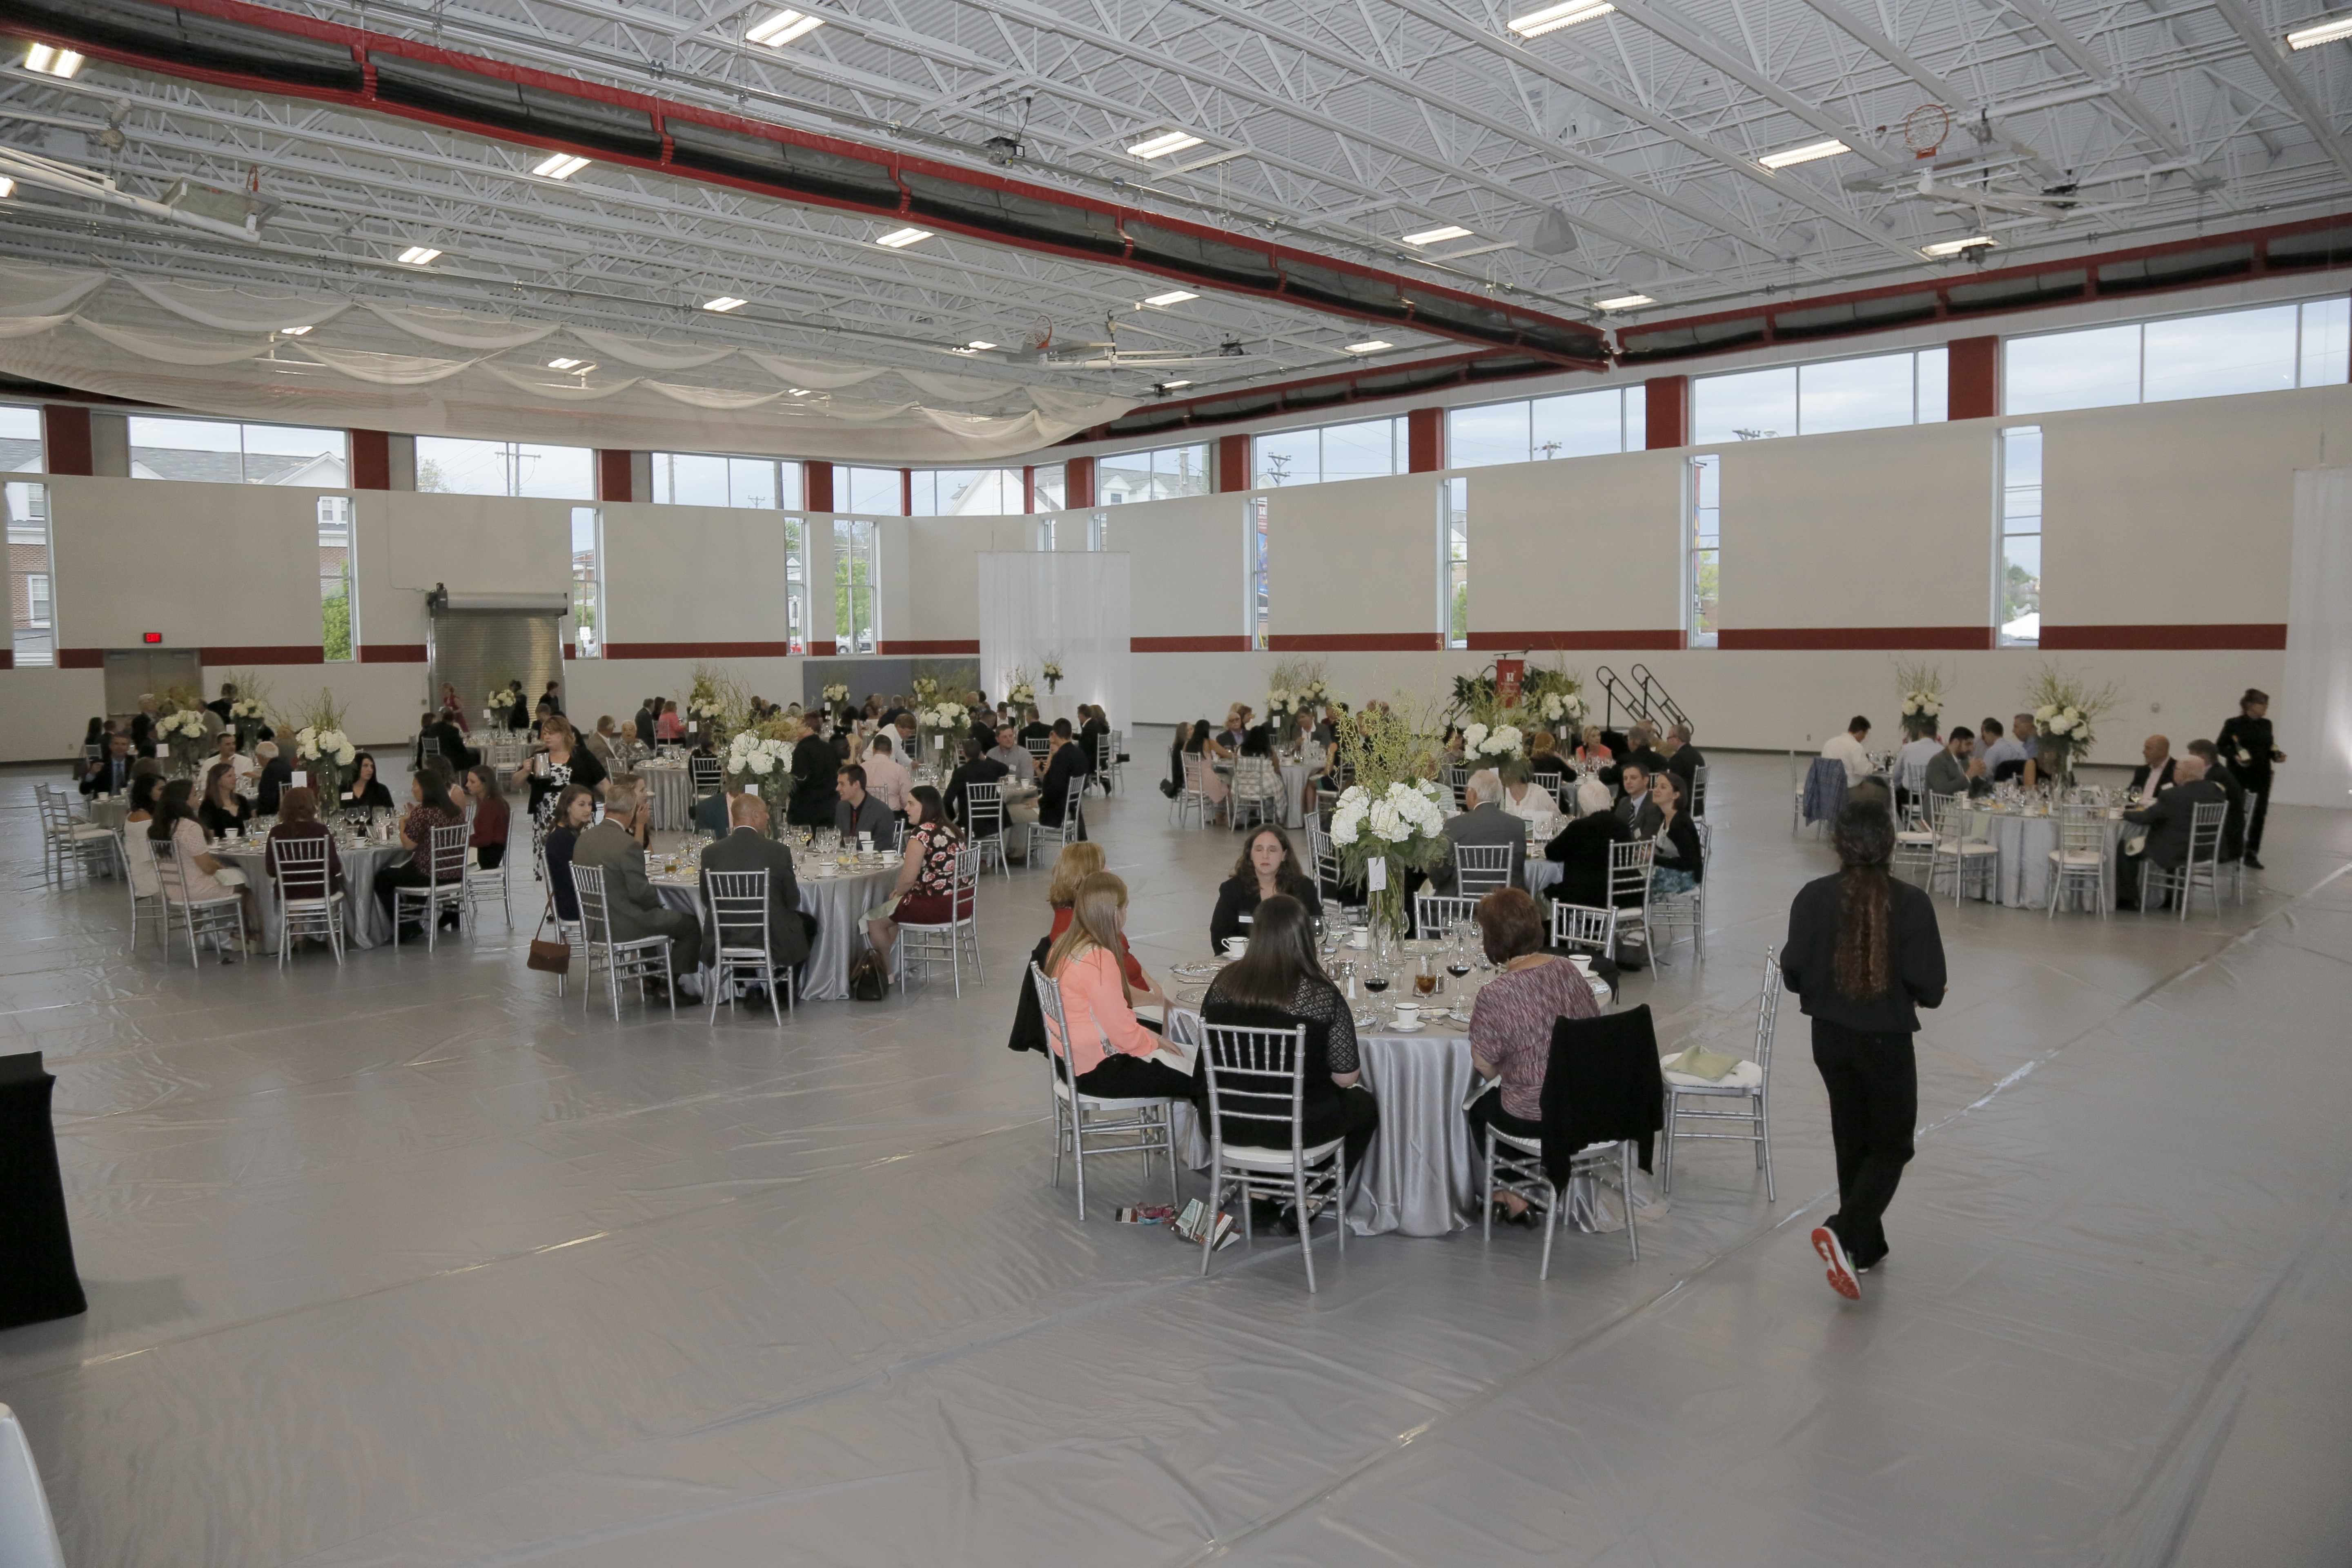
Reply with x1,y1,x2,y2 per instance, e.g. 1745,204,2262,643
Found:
1266,473,1437,641
1462,451,1683,636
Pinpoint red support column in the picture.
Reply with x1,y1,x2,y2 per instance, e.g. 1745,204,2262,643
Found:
1948,336,1999,420
805,460,835,512
1067,456,1095,508
1023,464,1036,512
1644,376,1689,450
595,449,636,503
41,406,91,476
902,468,914,517
1406,407,1443,472
1216,433,1250,492
351,430,391,490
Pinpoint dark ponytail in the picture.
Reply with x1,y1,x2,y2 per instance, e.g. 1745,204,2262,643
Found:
1830,800,1897,1001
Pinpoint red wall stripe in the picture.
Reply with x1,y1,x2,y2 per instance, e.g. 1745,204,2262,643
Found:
58,648,105,669
1718,627,1996,651
351,430,391,490
2040,623,2287,650
1267,633,1443,652
807,639,839,657
876,640,982,655
1467,629,1687,651
1132,635,1252,653
606,641,804,659
359,644,428,663
200,646,327,665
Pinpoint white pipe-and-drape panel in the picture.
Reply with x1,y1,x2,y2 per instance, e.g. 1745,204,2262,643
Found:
2280,468,2352,809
977,552,1131,732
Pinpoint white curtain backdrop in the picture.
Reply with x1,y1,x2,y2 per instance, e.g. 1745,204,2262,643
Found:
978,553,1131,733
2279,468,2352,809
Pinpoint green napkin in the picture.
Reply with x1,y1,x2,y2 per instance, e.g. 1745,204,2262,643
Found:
1666,1044,1743,1081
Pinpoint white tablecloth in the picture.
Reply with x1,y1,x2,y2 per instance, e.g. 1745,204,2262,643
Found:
1963,808,2126,909
218,840,412,951
655,858,900,1002
640,763,694,832
88,796,130,834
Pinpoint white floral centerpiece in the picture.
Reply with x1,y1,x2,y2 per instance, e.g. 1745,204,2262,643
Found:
227,697,264,722
1041,659,1064,695
1300,678,1330,707
724,727,796,822
156,708,210,776
822,682,850,708
1532,688,1586,728
1459,720,1526,762
917,699,967,764
1266,687,1295,721
1006,669,1037,709
284,690,357,802
2023,665,2120,785
1893,660,1948,740
1328,700,1452,942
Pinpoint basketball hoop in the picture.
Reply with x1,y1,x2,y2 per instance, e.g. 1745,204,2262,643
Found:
1904,104,1951,160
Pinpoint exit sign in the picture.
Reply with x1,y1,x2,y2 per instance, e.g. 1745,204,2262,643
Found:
143,633,163,644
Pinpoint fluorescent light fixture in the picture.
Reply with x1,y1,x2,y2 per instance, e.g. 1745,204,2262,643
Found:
0,177,15,199
547,357,583,370
1758,138,1850,170
966,340,997,350
1161,379,1193,389
701,295,748,312
1506,1,1615,38
1922,235,1996,256
1343,340,1394,353
396,245,441,265
1403,225,1474,244
1126,130,1205,160
1145,289,1199,306
1594,293,1653,310
788,388,811,395
24,43,85,78
278,324,312,336
2288,13,2352,46
531,152,591,180
875,226,933,248
746,8,826,45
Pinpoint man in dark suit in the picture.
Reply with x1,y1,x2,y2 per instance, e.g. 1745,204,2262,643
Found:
80,733,136,797
571,781,701,983
426,709,474,771
2118,755,2227,909
252,742,294,815
1662,723,1705,812
1614,762,1664,838
835,765,896,845
205,682,237,724
700,791,813,972
633,699,658,747
2185,740,2247,862
1623,725,1672,782
1430,769,1526,894
2125,734,2176,807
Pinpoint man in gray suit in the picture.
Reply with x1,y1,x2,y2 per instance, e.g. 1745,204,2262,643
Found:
1429,769,1527,894
700,791,812,969
571,779,702,980
1615,763,1664,838
2118,754,2228,910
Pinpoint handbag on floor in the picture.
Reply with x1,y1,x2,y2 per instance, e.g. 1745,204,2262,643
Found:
847,941,889,1001
526,894,571,975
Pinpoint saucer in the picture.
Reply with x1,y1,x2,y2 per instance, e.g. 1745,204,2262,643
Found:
1385,1019,1428,1033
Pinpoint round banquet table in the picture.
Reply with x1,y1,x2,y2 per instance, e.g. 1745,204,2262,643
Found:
1962,805,2126,909
653,855,901,1002
640,762,694,833
216,837,412,952
1165,961,1618,1238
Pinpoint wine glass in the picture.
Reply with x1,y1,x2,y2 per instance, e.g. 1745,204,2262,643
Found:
1362,962,1391,1002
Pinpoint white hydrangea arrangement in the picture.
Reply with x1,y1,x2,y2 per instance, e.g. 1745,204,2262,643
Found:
1300,678,1330,705
157,709,210,741
1006,671,1037,708
725,731,791,777
1327,778,1449,851
2034,704,2082,738
1534,689,1584,726
1040,660,1064,693
2022,665,2119,783
1460,721,1526,761
294,723,356,797
228,697,265,721
688,694,726,725
822,682,850,706
1266,687,1295,719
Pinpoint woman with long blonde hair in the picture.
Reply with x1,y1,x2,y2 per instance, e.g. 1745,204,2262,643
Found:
1039,872,1196,1103
1046,843,1151,990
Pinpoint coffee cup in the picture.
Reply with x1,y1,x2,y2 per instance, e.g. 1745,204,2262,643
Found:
1348,928,1371,949
1393,1003,1420,1028
1222,936,1249,958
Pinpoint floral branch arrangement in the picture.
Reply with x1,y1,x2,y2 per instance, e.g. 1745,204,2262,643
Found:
289,690,356,800
1328,698,1452,940
1520,663,1587,733
2024,664,2121,776
1040,658,1065,694
1268,658,1330,722
1893,659,1949,738
155,707,210,775
1005,667,1037,708
821,682,851,716
686,662,743,739
918,699,968,760
1459,720,1527,762
724,723,796,820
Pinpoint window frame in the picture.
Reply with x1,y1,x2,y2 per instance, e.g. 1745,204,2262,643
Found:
1997,425,2043,648
1247,496,1270,650
1441,476,1468,650
568,506,604,658
782,513,810,655
833,517,882,654
2002,292,2351,416
318,495,355,662
7,479,55,667
1686,454,1720,649
126,413,350,487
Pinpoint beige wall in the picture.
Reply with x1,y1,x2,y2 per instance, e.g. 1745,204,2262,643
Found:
1465,449,1686,636
50,475,320,649
1267,473,1438,639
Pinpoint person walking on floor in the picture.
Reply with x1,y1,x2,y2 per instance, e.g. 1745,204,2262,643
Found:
1780,797,1948,1300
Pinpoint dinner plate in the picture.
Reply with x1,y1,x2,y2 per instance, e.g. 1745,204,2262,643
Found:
1170,960,1226,980
1172,985,1208,1008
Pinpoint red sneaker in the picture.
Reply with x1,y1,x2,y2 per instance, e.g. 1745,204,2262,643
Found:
1811,1226,1861,1301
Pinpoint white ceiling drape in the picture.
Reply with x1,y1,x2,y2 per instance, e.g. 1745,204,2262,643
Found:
0,261,1138,461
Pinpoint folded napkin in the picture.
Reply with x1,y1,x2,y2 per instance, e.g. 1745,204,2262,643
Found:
1665,1043,1743,1082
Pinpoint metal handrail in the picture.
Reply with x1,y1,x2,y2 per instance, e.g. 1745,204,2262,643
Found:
1593,664,1690,735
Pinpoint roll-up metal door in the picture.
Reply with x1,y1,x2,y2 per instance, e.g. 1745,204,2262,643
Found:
428,592,567,724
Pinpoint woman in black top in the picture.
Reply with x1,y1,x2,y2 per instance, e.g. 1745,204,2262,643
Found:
1199,895,1380,1225
1544,786,1630,910
944,736,1010,827
512,718,604,823
1644,771,1704,896
2215,686,2283,868
539,784,595,923
788,716,840,826
1037,721,1089,830
197,761,252,840
1209,824,1322,952
340,751,396,814
1782,798,1947,1299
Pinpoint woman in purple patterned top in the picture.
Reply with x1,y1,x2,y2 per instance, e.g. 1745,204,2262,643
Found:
1465,886,1599,1224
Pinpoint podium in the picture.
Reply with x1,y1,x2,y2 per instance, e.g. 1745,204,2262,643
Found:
0,1054,85,1330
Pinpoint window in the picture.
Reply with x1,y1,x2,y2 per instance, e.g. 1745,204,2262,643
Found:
8,479,54,666
1998,427,2042,646
650,452,802,510
1252,416,1404,487
128,416,347,486
1446,387,1643,468
841,466,904,516
318,497,354,661
1687,454,1719,648
1032,463,1067,512
0,404,41,474
2005,296,2350,415
1086,511,1109,551
1247,497,1270,650
1692,347,1948,444
782,515,810,655
569,507,603,657
1035,514,1056,552
415,437,592,499
834,518,880,653
912,468,1021,516
1442,477,1468,649
1098,442,1210,503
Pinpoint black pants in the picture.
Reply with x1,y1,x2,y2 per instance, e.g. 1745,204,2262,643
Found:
1221,1085,1381,1181
2116,851,2184,909
374,863,458,927
1465,1084,1543,1146
1811,1019,1916,1268
475,843,504,871
1074,1052,1206,1107
2242,773,2272,856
